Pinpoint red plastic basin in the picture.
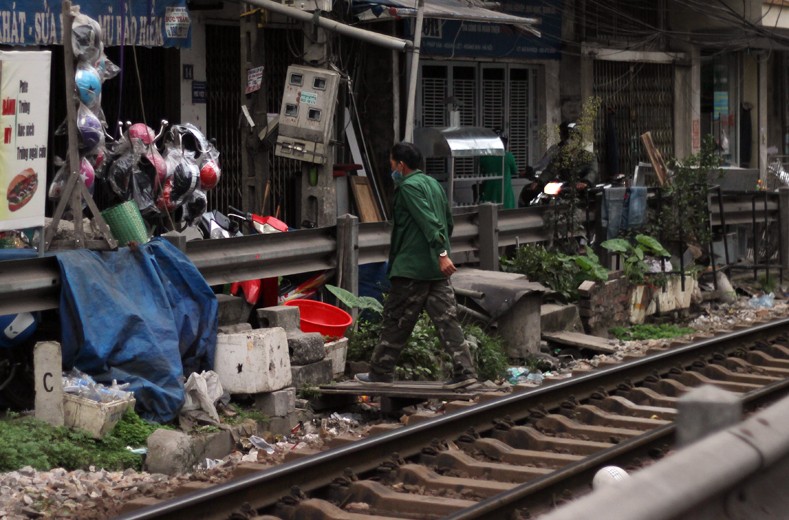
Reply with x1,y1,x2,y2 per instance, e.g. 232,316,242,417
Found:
284,299,353,338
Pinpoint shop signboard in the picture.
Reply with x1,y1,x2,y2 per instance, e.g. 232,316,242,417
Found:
414,0,561,60
0,0,191,47
0,51,50,232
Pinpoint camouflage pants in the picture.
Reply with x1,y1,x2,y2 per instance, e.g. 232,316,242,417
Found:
369,277,477,381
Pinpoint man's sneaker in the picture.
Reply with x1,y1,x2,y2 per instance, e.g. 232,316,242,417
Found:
355,372,393,383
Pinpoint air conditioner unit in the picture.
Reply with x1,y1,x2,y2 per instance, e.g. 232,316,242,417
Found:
281,0,332,11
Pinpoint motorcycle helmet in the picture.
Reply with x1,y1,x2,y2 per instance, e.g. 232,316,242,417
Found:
75,66,102,106
183,189,207,224
80,157,95,189
128,123,156,146
141,149,167,185
77,108,103,153
199,159,221,190
71,14,103,64
169,124,211,160
0,312,37,348
170,159,200,206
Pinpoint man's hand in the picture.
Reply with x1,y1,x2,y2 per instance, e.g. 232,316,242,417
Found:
439,255,457,277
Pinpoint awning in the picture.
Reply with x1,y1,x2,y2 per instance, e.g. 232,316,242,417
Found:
414,126,505,159
353,0,540,36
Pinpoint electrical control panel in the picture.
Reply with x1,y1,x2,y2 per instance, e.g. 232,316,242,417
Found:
275,65,340,164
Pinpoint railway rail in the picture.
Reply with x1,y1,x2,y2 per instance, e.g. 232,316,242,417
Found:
117,317,789,520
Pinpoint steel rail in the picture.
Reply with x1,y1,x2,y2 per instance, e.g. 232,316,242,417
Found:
116,318,789,520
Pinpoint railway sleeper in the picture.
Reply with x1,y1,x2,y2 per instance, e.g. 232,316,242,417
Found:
278,497,401,519
419,448,551,482
492,425,613,455
669,369,757,393
614,386,679,408
753,341,789,358
468,437,583,469
337,480,476,519
558,404,671,431
694,362,780,384
535,414,643,443
714,355,786,376
643,376,692,396
395,463,516,499
589,394,677,419
742,350,789,370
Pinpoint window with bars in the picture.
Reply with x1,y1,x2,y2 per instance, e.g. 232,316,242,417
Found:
418,61,536,183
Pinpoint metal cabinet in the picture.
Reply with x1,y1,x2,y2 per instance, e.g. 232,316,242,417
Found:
414,126,505,210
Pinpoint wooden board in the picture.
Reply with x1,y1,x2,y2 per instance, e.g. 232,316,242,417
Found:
542,331,617,354
640,131,669,186
319,380,482,400
349,176,382,223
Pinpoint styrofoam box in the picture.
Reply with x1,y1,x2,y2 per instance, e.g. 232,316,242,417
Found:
325,337,348,376
63,394,135,439
214,327,292,394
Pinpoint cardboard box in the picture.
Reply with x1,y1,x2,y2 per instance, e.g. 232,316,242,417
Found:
63,393,135,439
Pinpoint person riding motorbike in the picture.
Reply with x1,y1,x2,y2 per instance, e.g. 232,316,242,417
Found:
519,121,599,207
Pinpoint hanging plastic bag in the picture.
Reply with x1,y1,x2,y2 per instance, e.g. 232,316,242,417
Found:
182,189,207,224
75,63,102,108
71,14,103,65
77,103,104,154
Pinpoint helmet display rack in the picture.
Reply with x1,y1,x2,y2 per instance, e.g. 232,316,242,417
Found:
43,0,116,251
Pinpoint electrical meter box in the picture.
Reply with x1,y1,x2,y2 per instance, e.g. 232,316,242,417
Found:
281,0,332,11
275,65,340,164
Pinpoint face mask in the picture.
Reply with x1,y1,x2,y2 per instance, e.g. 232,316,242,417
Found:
391,169,403,183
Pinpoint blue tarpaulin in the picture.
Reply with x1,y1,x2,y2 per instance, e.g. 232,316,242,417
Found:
56,238,217,423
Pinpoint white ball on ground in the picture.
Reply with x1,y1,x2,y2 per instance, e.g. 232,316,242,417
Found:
592,466,630,489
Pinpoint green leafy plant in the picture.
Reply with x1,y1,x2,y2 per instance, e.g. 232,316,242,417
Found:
653,135,722,251
610,323,694,341
0,410,166,472
465,325,508,382
601,234,671,285
326,284,384,315
501,244,608,301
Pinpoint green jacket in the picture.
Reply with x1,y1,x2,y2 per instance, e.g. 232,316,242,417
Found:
388,170,453,280
479,152,517,209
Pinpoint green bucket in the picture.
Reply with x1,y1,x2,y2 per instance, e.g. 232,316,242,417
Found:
101,201,149,247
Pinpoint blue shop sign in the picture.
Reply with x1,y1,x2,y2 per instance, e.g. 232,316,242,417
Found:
0,0,191,48
415,0,561,60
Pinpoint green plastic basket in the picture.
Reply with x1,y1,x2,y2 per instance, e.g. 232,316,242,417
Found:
101,201,149,247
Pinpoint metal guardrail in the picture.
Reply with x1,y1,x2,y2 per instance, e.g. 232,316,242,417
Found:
1,190,787,316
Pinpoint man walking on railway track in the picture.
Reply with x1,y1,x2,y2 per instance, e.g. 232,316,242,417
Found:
355,141,478,387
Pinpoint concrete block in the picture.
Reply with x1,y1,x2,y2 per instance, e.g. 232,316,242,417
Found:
215,328,292,394
288,332,326,365
145,429,197,475
264,412,303,436
34,341,64,427
498,293,542,358
193,429,235,461
541,303,582,333
677,384,742,448
291,359,333,388
325,337,348,376
254,387,296,417
216,293,250,327
257,306,300,333
218,323,253,334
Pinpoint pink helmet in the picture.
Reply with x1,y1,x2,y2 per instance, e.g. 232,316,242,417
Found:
128,123,156,145
80,157,95,189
